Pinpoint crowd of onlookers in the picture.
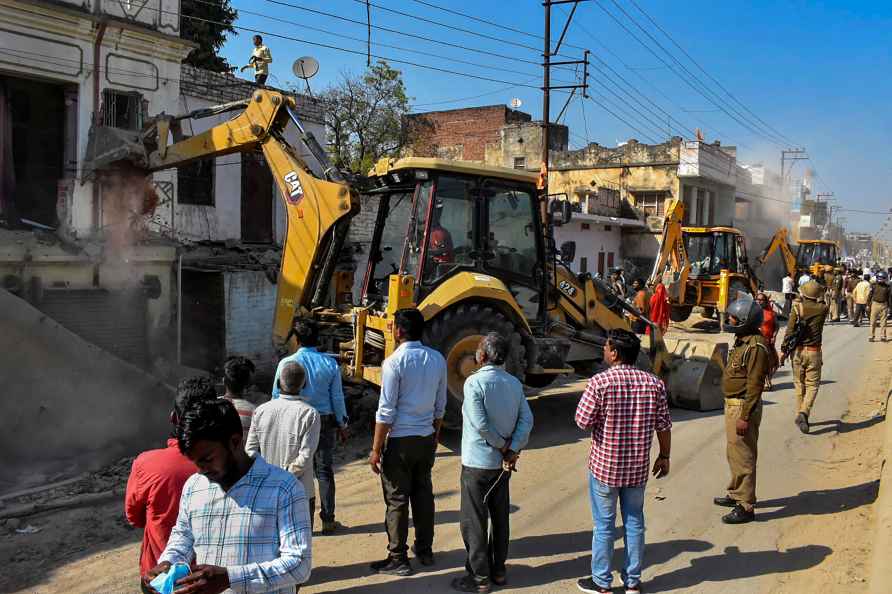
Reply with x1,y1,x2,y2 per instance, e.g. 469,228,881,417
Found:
124,307,679,594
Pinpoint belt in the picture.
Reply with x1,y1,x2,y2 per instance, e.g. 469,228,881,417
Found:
797,345,821,352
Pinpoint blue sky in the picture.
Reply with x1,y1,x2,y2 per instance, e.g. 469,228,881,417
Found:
220,0,892,236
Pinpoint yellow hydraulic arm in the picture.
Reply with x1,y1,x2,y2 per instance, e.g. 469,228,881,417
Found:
647,199,689,304
100,90,359,346
757,228,797,277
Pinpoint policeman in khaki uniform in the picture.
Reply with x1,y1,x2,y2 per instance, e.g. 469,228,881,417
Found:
786,280,828,434
714,297,770,525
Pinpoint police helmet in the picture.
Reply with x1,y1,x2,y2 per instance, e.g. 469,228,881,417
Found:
877,271,888,282
799,279,824,301
725,296,763,336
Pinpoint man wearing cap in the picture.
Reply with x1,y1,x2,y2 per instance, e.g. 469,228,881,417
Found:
787,280,829,434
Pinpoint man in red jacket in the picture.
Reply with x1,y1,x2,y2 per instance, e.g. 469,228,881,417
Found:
125,377,217,576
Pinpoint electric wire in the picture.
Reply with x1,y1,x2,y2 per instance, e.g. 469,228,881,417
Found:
626,0,798,147
185,0,561,82
596,0,789,148
348,0,544,54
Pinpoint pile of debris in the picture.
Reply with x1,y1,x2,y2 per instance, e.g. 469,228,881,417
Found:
0,456,134,526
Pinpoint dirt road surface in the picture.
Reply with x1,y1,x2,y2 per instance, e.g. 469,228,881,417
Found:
1,321,888,594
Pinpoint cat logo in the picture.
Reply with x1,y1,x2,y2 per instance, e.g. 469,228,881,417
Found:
284,171,303,204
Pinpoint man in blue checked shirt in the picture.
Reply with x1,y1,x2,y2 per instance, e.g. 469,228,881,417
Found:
273,319,348,534
142,399,311,594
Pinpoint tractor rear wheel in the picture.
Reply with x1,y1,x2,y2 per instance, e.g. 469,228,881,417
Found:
424,304,526,429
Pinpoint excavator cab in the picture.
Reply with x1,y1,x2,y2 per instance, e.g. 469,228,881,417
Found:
797,240,839,278
360,164,543,321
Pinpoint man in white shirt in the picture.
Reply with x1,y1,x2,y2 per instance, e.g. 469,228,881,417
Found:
781,273,795,318
241,35,272,86
798,272,812,287
246,362,321,529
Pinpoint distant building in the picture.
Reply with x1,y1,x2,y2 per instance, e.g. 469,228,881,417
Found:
549,137,738,278
404,104,568,170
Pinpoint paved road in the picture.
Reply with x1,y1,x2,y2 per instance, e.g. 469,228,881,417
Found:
303,321,879,594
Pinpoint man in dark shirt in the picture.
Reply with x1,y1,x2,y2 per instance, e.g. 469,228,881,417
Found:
125,377,217,576
869,271,891,342
786,280,829,434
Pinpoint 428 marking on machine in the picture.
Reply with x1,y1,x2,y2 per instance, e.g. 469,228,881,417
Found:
558,280,577,297
283,171,304,204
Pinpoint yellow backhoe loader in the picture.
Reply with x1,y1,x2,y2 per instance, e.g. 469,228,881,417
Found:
757,228,841,285
86,89,725,414
649,199,759,328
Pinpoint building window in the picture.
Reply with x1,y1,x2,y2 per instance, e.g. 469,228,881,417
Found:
696,188,706,225
633,191,666,217
513,156,526,170
581,223,590,230
102,89,143,130
178,158,215,206
580,257,588,273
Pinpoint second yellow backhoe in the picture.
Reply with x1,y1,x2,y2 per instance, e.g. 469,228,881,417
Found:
649,199,759,329
86,89,726,415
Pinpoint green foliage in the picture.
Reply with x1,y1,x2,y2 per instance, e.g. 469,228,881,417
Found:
181,0,238,73
319,61,418,174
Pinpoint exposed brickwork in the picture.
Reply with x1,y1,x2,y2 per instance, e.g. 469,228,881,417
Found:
406,105,531,162
224,271,278,379
180,64,324,124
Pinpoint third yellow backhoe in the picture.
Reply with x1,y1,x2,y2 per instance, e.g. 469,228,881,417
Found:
757,227,842,286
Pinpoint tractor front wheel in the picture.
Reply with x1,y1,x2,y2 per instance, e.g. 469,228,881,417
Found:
424,304,526,429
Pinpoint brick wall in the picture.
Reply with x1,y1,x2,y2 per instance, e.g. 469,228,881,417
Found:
406,105,531,162
180,64,324,124
224,271,278,380
347,194,380,301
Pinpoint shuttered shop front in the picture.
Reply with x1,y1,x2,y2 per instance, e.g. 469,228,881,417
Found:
38,289,149,367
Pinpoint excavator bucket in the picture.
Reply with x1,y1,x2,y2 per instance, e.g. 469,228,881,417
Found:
83,124,150,173
660,336,727,410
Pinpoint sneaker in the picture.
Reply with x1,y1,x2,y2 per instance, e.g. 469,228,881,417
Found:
369,557,412,576
577,577,612,593
625,585,643,594
451,575,491,593
722,504,755,524
321,520,344,535
713,496,737,507
796,413,810,434
411,544,435,566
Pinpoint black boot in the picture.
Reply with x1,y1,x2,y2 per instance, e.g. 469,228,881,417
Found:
722,504,755,524
796,413,810,434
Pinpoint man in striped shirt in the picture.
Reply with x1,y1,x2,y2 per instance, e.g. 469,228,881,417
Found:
143,399,311,594
575,329,672,594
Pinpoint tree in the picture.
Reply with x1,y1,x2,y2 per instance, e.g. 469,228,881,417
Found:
181,0,238,72
319,61,424,174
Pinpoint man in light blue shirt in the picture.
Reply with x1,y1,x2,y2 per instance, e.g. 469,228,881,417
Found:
453,333,533,593
369,308,447,577
273,319,348,534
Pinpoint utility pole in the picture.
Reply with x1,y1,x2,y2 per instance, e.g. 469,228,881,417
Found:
780,148,808,183
541,1,590,200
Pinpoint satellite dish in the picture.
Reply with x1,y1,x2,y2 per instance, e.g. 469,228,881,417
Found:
292,56,320,80
510,98,522,109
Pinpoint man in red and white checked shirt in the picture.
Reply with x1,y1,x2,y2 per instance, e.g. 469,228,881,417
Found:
575,329,672,594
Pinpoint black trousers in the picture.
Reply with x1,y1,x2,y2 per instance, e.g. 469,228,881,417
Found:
381,434,437,561
460,465,511,584
854,303,867,326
